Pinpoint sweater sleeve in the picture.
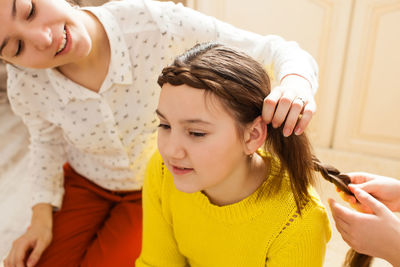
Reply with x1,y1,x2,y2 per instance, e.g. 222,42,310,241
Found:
143,0,318,93
266,201,332,267
6,65,67,209
136,151,187,267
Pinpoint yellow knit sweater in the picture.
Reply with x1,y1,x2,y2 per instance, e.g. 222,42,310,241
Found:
136,151,331,267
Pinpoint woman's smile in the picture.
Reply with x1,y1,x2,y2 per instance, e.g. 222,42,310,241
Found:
55,25,71,56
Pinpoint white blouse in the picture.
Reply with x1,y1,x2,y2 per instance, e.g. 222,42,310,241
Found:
7,0,318,209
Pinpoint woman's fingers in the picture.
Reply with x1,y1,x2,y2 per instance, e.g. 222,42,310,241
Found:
262,88,282,125
293,100,316,135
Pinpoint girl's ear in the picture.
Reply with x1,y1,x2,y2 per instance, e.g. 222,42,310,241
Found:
243,116,267,155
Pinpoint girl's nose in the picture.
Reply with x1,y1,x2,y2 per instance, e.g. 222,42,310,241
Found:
164,133,186,160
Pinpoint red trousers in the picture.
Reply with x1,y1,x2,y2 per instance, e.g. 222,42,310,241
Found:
36,164,142,267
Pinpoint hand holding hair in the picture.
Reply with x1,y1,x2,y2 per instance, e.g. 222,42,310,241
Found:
263,74,316,137
329,187,400,267
336,172,400,214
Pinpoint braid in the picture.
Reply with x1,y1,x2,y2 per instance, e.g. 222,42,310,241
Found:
312,156,353,196
158,65,226,93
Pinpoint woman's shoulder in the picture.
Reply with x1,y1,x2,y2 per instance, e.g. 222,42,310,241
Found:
6,65,50,104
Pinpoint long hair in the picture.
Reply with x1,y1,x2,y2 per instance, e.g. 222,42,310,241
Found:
157,42,371,266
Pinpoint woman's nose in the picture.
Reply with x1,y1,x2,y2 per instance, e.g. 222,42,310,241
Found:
26,26,53,50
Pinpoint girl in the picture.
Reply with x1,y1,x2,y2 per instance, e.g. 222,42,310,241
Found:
2,0,319,266
137,43,331,266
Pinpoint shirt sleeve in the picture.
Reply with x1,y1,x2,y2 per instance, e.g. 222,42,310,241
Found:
266,202,332,267
6,66,67,209
136,151,187,267
143,0,318,93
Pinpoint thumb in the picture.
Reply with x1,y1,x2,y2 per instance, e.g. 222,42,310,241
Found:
352,187,389,216
26,240,46,267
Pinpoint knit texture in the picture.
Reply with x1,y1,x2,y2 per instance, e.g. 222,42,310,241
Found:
136,151,331,267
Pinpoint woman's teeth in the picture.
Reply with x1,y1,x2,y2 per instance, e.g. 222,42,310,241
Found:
57,29,67,54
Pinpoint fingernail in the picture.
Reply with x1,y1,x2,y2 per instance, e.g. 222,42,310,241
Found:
283,128,290,137
295,128,302,135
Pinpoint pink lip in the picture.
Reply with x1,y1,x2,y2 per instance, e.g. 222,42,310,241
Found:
171,165,194,175
55,25,71,56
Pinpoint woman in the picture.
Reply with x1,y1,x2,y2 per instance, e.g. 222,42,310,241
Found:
1,0,319,266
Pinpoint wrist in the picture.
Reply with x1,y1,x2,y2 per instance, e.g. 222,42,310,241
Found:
280,73,313,92
386,225,400,266
31,203,53,228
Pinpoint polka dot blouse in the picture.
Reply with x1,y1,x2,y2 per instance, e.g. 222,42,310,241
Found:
6,0,319,209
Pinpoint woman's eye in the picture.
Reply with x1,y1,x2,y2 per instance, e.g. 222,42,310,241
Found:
27,2,35,20
157,123,170,130
189,131,206,137
14,40,23,57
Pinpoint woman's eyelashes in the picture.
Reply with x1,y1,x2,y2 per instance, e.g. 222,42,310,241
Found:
27,2,36,20
14,41,23,57
14,2,35,57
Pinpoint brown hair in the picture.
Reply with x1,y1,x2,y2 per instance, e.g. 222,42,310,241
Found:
158,42,371,266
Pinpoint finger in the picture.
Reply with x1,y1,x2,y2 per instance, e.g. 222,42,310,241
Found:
15,240,32,267
282,98,303,137
8,242,18,267
27,240,46,267
328,199,353,225
328,199,352,235
294,101,316,135
271,92,295,128
346,172,372,184
352,187,389,216
262,89,283,124
350,180,379,196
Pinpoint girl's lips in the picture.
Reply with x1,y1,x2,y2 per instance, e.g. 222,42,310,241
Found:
172,166,194,175
56,25,71,56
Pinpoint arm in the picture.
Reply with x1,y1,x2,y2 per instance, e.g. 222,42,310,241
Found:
145,0,318,136
136,152,187,267
266,205,331,267
329,187,400,267
4,66,66,266
6,66,67,209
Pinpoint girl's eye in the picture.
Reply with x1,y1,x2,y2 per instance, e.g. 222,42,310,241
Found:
157,123,170,130
189,131,206,137
14,40,23,57
27,2,36,20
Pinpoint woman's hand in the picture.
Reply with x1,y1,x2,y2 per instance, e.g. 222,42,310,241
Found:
336,172,400,214
4,203,53,267
329,187,400,266
262,74,316,137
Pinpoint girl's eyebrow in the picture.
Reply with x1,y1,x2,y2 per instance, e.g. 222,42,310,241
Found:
155,109,166,119
155,109,212,125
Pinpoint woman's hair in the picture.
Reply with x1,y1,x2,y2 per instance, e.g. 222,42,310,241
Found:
157,42,371,266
